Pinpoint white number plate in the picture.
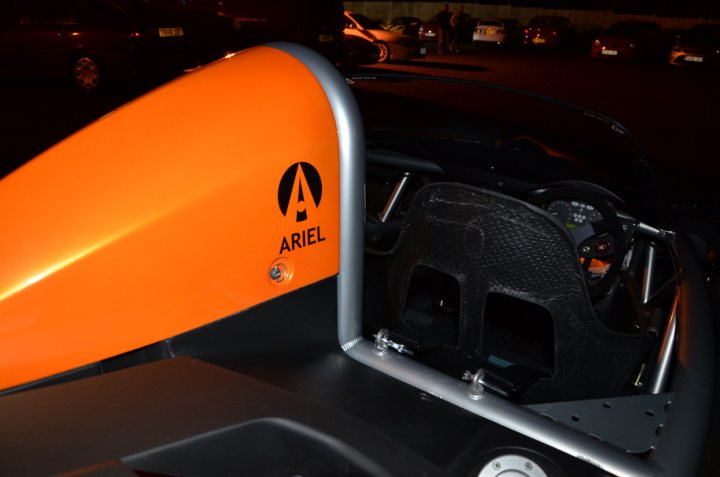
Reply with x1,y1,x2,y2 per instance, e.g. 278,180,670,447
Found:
602,49,618,56
686,56,704,62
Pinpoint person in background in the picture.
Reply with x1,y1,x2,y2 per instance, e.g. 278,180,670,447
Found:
449,5,464,52
436,4,452,54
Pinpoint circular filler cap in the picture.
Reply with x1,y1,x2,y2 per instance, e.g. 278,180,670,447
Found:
476,454,548,477
268,258,294,286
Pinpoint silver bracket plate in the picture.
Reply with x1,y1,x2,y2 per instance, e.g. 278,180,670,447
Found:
526,392,674,453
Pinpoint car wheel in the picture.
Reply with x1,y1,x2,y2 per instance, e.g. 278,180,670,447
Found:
72,55,101,92
376,42,390,63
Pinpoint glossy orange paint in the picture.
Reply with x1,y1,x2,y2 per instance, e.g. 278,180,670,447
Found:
0,46,341,391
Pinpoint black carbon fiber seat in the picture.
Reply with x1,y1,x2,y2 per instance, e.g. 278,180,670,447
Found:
385,182,649,403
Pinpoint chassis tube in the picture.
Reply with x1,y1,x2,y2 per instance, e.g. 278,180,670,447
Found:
650,233,715,476
288,41,714,477
649,293,678,394
641,243,658,303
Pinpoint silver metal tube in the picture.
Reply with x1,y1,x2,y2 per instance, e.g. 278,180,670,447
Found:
636,221,675,242
379,172,412,223
641,243,657,304
275,42,366,346
345,341,656,477
649,292,679,394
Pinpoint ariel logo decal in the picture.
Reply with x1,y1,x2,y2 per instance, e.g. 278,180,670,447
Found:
278,162,322,222
277,162,326,254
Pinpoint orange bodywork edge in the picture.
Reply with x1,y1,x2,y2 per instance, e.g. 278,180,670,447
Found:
0,46,341,390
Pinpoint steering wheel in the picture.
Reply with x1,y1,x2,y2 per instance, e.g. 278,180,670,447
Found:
530,187,626,300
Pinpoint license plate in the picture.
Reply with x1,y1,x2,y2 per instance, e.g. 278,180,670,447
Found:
319,34,334,43
532,37,545,44
425,32,436,38
686,56,704,62
602,49,618,56
159,27,183,37
420,47,427,55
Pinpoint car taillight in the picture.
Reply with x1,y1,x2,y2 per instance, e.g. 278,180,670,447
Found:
129,32,141,38
524,28,529,34
552,31,557,36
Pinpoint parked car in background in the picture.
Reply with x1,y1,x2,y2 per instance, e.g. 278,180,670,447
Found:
0,0,236,92
473,18,522,46
383,16,423,38
591,21,662,61
200,0,345,64
669,23,720,67
522,15,575,49
419,10,474,43
344,11,426,63
339,33,379,67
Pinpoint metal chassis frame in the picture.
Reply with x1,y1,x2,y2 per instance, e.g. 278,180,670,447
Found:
274,42,714,477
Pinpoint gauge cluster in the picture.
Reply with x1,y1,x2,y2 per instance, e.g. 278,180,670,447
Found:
546,199,603,229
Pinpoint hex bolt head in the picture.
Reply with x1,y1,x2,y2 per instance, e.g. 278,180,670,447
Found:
269,263,288,283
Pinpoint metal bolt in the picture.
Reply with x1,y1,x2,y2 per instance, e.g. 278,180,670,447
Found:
582,245,591,253
463,369,486,400
374,328,390,355
492,461,501,470
269,264,286,282
525,461,533,471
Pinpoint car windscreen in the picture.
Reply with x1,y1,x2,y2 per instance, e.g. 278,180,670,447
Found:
350,13,382,30
686,24,720,42
606,22,656,35
347,74,649,199
529,17,564,28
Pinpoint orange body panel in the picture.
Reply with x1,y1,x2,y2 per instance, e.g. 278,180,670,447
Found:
0,47,340,390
